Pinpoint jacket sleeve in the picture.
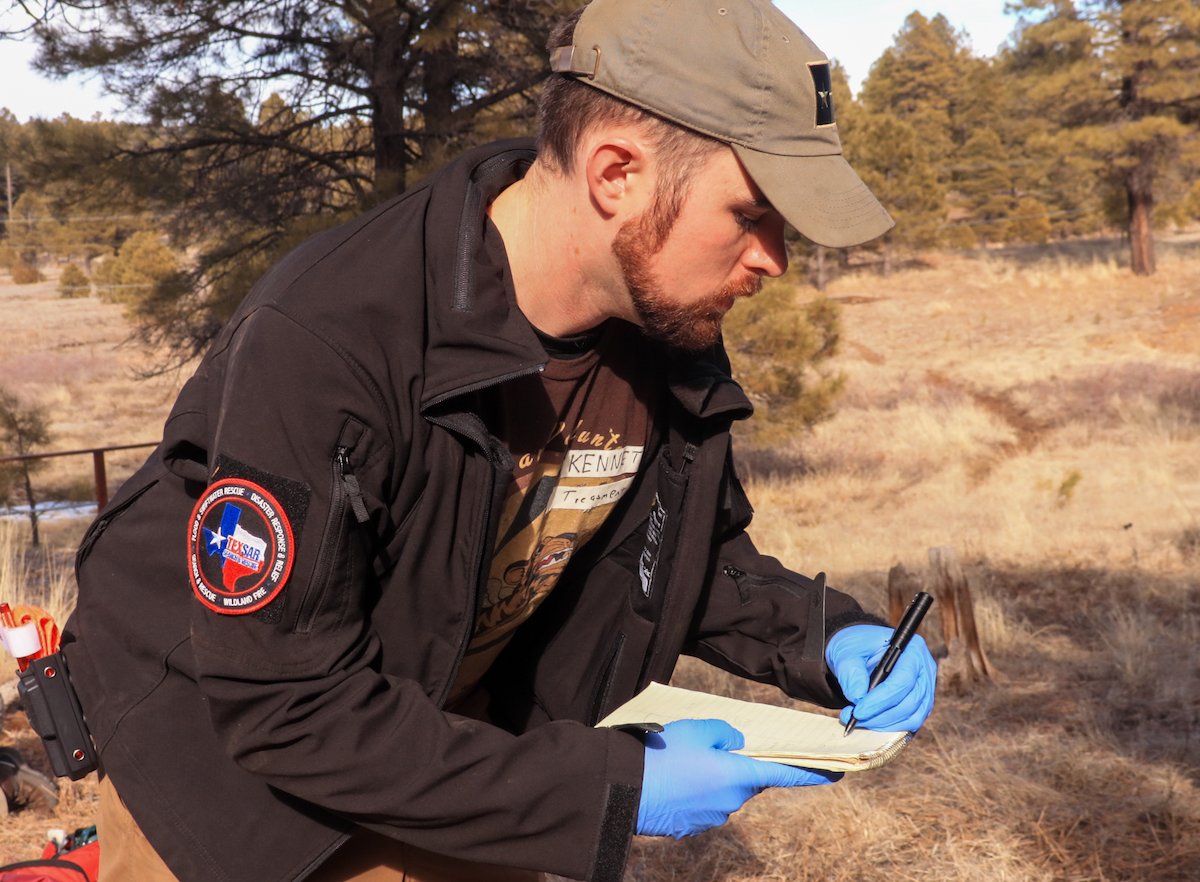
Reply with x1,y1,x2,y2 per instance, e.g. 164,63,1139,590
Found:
683,448,886,709
186,306,642,882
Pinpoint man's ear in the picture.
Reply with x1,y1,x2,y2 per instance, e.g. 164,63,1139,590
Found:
583,135,650,220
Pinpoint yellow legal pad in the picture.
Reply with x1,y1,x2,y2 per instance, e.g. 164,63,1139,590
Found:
597,682,913,773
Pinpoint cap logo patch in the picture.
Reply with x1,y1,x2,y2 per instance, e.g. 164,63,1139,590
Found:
188,478,295,614
808,62,835,127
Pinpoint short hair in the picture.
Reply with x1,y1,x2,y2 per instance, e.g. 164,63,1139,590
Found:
537,8,723,245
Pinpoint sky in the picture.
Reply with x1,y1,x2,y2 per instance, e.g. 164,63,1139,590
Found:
777,1,1021,89
0,2,1022,123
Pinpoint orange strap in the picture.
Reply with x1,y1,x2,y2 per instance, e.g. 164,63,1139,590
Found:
8,604,60,655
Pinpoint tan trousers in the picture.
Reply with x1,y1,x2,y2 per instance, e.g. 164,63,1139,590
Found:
97,775,544,882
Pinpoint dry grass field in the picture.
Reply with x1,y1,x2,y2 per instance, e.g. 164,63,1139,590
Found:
1,238,1198,879
627,235,1200,882
0,268,182,543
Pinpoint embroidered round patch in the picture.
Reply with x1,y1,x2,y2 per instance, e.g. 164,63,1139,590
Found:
188,478,295,615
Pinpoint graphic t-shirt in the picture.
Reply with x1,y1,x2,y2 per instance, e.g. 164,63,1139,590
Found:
448,322,653,707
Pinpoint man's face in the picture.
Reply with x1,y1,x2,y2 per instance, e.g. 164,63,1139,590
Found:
612,147,788,351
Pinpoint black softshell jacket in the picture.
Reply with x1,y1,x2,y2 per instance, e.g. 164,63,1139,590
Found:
63,140,880,882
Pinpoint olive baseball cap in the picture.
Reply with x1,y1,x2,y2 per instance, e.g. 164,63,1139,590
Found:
549,0,894,248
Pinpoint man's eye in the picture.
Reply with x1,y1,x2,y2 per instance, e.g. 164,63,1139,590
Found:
734,212,760,233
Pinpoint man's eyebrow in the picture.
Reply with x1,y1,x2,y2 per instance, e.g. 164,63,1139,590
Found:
741,195,774,211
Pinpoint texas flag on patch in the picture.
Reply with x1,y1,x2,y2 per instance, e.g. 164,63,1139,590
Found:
203,502,268,590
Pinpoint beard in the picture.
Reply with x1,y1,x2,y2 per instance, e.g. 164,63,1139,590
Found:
611,210,762,352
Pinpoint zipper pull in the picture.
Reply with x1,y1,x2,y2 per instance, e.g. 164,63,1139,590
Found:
336,447,370,524
722,564,745,580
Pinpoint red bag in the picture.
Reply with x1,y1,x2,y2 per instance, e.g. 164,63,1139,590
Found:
0,839,99,880
0,838,99,881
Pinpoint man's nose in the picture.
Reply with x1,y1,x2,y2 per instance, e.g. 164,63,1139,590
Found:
743,216,788,277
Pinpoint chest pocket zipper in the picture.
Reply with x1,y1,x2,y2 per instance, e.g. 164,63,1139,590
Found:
722,565,828,664
337,447,370,525
74,478,160,575
295,420,370,634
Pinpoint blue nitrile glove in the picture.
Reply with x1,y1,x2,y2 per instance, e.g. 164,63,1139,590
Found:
637,718,841,839
826,624,937,732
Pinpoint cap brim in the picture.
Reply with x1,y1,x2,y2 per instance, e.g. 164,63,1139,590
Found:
732,145,894,248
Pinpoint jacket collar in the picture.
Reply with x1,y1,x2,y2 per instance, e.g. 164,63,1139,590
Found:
666,344,753,422
420,139,545,412
417,139,752,424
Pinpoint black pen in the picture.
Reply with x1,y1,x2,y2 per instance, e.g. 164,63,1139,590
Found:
843,592,934,736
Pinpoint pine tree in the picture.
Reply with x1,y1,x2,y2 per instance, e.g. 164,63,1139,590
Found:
6,191,54,268
856,12,1009,260
843,112,945,273
953,128,1016,247
722,280,845,445
1018,130,1108,239
0,388,51,547
1006,0,1200,274
4,116,164,266
1009,195,1054,244
58,262,90,297
2,1,584,357
0,109,18,239
860,12,970,167
94,230,180,306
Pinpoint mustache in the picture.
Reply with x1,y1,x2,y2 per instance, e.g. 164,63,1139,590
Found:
723,273,764,302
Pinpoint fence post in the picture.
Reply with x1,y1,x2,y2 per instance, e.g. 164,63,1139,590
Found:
92,450,109,511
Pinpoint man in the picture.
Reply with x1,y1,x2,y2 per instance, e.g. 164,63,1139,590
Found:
63,1,936,880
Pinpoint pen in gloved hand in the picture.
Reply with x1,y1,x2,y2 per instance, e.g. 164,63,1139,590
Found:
843,592,934,736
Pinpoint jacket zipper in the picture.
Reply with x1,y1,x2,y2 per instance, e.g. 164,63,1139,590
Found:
439,462,499,708
721,563,786,606
588,631,626,725
295,443,369,633
723,563,820,602
432,429,503,709
424,367,542,708
640,441,698,686
722,564,770,598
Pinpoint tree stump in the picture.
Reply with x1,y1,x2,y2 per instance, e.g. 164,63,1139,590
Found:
888,562,949,660
928,546,992,687
886,563,924,629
